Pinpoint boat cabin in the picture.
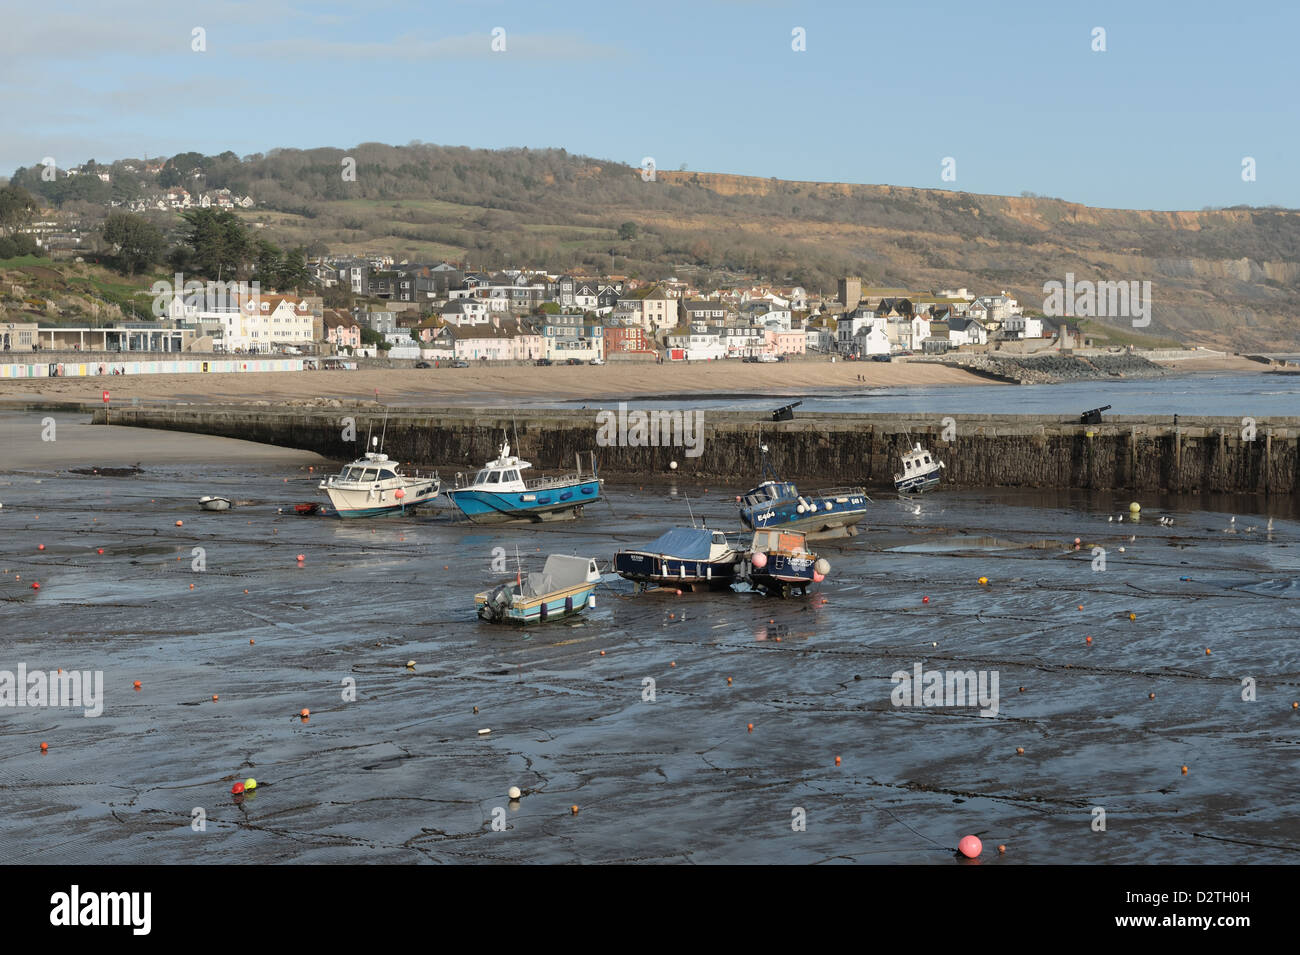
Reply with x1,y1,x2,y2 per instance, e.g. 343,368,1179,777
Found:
743,481,799,507
332,452,402,486
466,441,532,492
750,529,810,555
899,445,936,473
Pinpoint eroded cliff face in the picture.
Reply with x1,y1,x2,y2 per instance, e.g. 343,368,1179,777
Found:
654,171,1298,350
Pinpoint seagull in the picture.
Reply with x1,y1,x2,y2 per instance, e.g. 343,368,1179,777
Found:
1267,518,1274,532
1130,535,1136,543
1118,515,1124,523
1108,516,1114,522
912,505,921,515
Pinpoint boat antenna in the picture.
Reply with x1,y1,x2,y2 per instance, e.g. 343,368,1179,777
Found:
684,492,697,528
378,406,389,453
512,415,520,455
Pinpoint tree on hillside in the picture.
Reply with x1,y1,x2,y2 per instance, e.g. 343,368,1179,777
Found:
180,208,251,281
618,221,639,240
0,184,38,234
319,285,354,309
254,238,282,287
275,246,310,291
0,234,41,259
101,211,166,276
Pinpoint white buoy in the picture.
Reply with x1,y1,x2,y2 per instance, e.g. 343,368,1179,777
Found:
669,460,678,470
508,786,521,800
814,558,830,576
477,728,491,735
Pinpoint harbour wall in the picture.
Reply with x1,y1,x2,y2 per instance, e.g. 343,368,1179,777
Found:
88,406,1300,495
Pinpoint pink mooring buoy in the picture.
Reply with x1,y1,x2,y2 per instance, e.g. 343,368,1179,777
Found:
958,835,982,859
751,552,768,569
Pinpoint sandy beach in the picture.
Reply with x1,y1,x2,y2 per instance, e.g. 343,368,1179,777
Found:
0,360,993,406
4,412,324,470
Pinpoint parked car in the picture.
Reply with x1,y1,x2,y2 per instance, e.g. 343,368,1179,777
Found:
535,358,553,366
758,353,779,363
414,361,431,368
870,353,892,362
589,358,605,366
451,359,469,368
742,356,758,363
565,357,584,366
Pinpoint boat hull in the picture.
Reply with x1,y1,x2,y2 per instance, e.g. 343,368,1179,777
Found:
198,498,231,511
740,492,869,541
320,479,439,518
895,470,942,494
613,551,741,591
746,554,817,597
448,479,602,524
475,583,597,624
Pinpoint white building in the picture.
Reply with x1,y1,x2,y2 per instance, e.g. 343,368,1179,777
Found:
1003,314,1044,339
162,289,315,353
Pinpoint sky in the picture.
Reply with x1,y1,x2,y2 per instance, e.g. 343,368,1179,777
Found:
0,0,1294,211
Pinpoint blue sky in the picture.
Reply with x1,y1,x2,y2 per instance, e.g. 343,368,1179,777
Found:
1,0,1293,210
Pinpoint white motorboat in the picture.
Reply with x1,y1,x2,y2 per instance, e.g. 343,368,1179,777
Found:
198,495,232,511
895,443,944,494
317,451,440,518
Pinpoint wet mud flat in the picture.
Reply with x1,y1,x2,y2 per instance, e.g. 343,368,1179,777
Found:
1,455,1298,864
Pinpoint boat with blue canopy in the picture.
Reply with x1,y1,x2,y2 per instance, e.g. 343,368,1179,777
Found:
614,526,743,592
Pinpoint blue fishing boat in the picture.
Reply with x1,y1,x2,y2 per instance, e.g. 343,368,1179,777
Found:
738,445,870,540
743,528,830,598
614,527,743,592
476,554,602,625
894,443,944,494
447,438,602,523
